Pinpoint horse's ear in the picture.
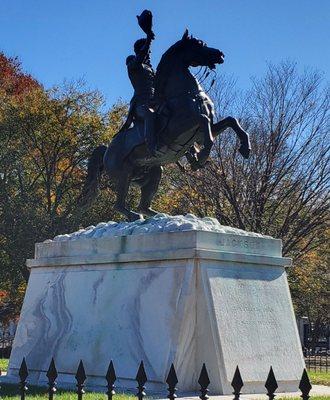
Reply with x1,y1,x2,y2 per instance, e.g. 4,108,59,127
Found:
182,29,189,40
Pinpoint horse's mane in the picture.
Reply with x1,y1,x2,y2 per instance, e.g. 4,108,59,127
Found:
154,40,185,99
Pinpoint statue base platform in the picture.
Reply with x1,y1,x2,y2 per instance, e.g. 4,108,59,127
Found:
6,216,305,394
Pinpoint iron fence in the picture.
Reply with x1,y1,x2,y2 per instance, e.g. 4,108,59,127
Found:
0,358,313,400
0,334,14,359
304,347,329,372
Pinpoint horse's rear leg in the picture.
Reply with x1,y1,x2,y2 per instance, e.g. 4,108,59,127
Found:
137,166,163,217
114,174,143,222
212,117,251,159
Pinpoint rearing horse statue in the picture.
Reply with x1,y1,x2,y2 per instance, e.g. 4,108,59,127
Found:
82,30,251,221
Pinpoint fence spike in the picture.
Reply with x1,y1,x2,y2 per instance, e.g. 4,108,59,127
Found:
231,366,243,400
19,358,29,400
136,361,147,400
166,363,178,400
265,366,278,400
198,363,210,400
106,360,116,400
19,358,29,381
299,369,312,400
75,360,86,400
46,358,58,400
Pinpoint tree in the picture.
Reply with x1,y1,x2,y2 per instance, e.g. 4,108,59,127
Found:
289,236,329,351
164,63,329,343
0,52,39,95
170,62,329,260
0,58,127,312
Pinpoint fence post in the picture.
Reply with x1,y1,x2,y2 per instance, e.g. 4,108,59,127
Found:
19,358,29,400
326,351,328,373
46,358,58,400
265,367,278,400
231,366,243,400
299,369,312,400
136,361,147,400
106,360,116,400
75,360,86,400
166,363,178,400
198,363,210,400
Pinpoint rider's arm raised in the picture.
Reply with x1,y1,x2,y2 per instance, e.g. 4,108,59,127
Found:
135,34,153,64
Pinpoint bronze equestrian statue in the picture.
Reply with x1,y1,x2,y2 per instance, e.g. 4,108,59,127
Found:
82,10,251,221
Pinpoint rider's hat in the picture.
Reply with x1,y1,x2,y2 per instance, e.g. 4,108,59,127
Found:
137,10,155,39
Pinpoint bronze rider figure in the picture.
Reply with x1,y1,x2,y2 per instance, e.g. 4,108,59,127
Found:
120,10,157,156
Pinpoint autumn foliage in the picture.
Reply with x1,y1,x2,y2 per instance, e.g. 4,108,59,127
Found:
0,53,127,320
0,53,39,96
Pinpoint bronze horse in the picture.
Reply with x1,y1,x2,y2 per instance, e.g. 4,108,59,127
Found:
82,30,251,221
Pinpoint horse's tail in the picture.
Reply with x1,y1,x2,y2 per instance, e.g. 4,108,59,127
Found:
79,145,107,206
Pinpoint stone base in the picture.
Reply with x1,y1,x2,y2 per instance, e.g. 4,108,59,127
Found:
7,221,305,395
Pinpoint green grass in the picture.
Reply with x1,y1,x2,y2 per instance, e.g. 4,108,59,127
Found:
277,398,330,400
308,371,330,386
0,384,135,400
1,385,330,400
0,358,9,372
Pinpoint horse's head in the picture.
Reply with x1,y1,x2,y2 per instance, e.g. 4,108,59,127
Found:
180,29,224,70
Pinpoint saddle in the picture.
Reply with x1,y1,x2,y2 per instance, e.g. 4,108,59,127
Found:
111,103,171,159
150,102,171,147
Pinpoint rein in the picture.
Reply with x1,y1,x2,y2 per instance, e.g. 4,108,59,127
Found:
194,66,217,93
201,68,217,93
164,89,205,102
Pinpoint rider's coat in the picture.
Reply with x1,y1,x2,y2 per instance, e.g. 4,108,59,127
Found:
126,38,155,125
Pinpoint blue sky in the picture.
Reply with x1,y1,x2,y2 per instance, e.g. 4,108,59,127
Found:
0,0,329,106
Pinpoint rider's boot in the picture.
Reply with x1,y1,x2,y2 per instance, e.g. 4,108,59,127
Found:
144,108,157,156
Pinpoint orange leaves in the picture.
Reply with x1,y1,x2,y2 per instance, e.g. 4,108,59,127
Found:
0,290,8,299
0,290,10,311
0,53,40,97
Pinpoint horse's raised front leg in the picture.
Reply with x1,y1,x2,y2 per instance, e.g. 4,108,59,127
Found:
195,114,214,167
212,116,251,159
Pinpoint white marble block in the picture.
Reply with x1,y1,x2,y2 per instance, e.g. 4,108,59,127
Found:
7,215,305,394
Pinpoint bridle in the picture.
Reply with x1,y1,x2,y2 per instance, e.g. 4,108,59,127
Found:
193,66,218,93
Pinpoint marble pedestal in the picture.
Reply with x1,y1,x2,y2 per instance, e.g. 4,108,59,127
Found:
7,227,305,394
